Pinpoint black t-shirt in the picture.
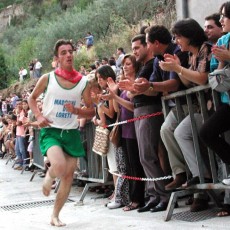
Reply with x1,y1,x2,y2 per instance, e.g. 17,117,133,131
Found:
133,58,161,104
29,63,34,71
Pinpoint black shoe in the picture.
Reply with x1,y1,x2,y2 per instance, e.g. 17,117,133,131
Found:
24,166,30,171
165,172,187,190
137,200,159,213
183,177,212,188
150,202,168,212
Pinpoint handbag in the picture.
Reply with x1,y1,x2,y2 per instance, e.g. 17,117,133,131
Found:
109,124,121,147
92,126,110,156
109,111,121,147
208,64,230,92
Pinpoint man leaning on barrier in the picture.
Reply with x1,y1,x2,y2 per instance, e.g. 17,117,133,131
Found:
28,39,94,227
132,25,189,212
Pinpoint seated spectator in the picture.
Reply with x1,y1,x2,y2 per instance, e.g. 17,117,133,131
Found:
159,18,212,211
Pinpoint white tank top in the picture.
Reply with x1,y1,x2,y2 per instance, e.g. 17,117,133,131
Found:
42,71,87,129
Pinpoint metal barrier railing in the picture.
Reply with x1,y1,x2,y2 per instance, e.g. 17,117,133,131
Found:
30,129,45,181
161,84,230,221
75,122,112,204
77,122,110,182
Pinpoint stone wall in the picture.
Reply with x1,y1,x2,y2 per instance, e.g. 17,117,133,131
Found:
0,1,75,34
0,4,24,34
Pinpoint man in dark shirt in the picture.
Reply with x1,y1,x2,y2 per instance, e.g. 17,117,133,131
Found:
133,26,189,194
119,34,171,213
121,26,189,212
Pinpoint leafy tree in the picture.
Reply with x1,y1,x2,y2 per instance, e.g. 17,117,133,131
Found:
0,0,176,83
0,0,23,10
0,49,8,89
14,37,36,70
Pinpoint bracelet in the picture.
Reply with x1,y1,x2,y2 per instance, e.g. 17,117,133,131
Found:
178,66,184,76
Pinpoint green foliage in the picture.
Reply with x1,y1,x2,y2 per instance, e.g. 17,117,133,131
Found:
94,25,133,60
0,0,23,10
14,37,36,70
73,48,96,71
73,0,94,10
0,0,176,88
0,48,9,89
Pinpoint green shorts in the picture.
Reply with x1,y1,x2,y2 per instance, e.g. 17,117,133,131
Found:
39,128,85,158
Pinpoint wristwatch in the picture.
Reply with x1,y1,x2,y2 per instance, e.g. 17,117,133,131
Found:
149,82,154,91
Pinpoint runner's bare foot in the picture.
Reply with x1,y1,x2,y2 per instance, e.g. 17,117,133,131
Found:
50,216,66,227
42,171,54,196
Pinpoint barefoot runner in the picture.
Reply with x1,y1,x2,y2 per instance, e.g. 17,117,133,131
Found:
28,39,94,227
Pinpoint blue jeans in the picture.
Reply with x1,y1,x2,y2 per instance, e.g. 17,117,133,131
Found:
15,136,27,166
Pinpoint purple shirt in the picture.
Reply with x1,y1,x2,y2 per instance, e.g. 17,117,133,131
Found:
120,91,136,139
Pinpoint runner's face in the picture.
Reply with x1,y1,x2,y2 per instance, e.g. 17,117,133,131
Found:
57,44,74,70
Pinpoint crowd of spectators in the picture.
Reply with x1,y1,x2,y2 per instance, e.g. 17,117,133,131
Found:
2,1,230,222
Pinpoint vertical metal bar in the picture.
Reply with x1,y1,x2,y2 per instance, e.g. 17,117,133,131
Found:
161,96,170,119
186,94,204,183
198,91,218,183
175,97,184,123
182,0,189,18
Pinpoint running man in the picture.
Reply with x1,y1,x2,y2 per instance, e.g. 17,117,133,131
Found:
28,39,94,227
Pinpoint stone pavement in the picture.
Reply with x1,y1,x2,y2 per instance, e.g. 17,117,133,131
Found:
0,157,230,230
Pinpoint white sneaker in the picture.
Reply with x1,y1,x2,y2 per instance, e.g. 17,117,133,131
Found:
107,201,122,209
222,177,230,186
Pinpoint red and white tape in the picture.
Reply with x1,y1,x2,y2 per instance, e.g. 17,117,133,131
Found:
109,170,172,182
103,111,163,128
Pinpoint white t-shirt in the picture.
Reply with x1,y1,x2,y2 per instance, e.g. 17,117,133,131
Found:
35,61,42,70
42,71,88,129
